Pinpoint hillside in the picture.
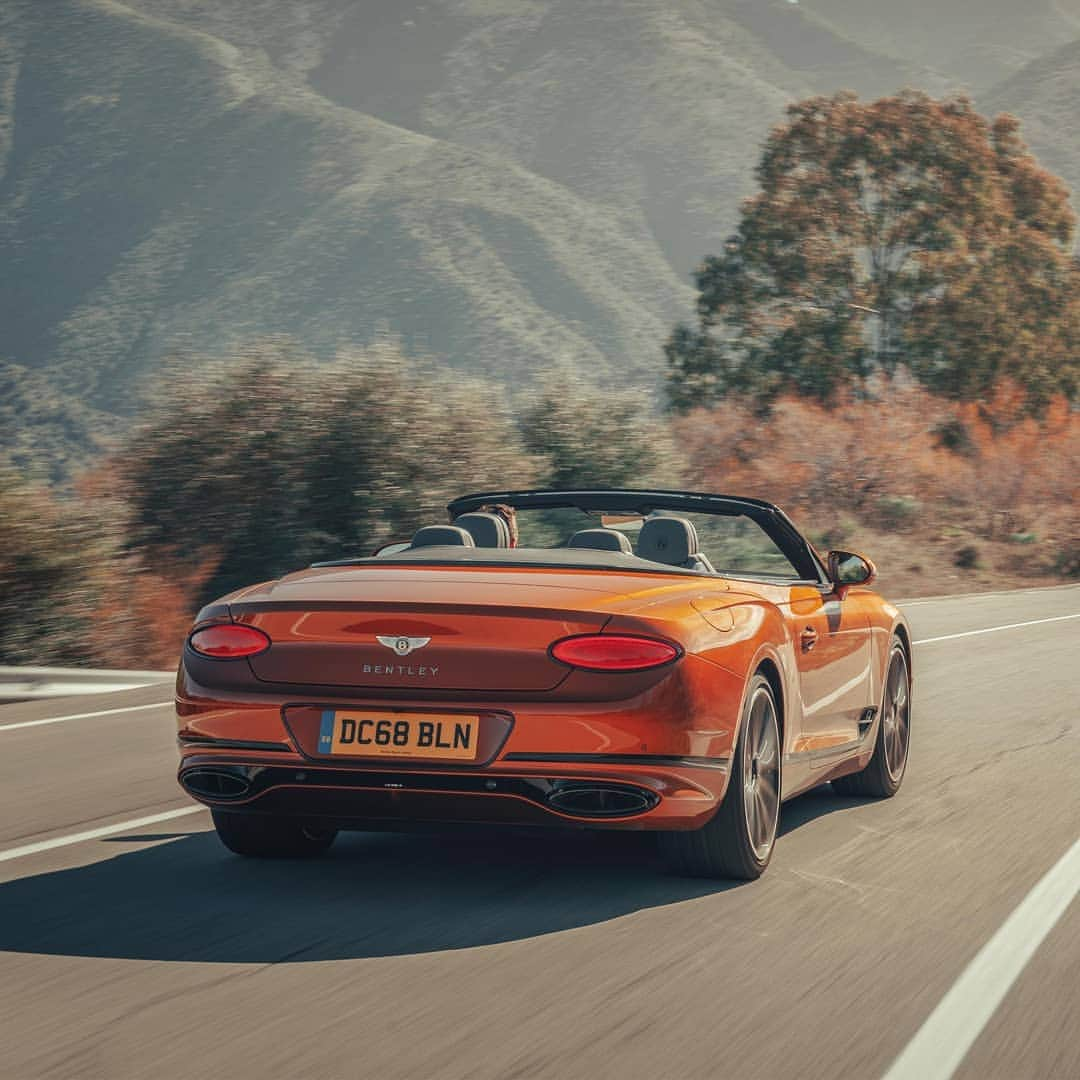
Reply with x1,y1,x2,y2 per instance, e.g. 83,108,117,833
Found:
0,0,949,420
982,36,1080,215
805,0,1080,89
0,0,693,410
1,0,1078,456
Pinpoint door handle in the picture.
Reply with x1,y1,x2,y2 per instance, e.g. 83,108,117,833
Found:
800,626,818,651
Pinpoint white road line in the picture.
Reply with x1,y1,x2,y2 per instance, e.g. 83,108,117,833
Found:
0,701,171,732
0,806,207,864
914,612,1080,645
899,582,1080,606
883,835,1080,1080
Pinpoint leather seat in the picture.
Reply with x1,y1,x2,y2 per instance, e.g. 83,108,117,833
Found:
410,525,475,548
636,516,714,572
567,528,633,554
453,512,510,548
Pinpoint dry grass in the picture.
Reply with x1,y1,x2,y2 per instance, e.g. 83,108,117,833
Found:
674,384,1078,593
4,380,1075,669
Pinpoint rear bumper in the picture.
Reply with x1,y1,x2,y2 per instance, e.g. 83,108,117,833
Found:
178,750,729,830
176,663,741,830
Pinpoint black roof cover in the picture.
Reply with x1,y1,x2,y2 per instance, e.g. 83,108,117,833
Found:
447,489,825,582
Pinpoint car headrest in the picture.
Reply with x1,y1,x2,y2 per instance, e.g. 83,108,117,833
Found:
410,525,476,549
636,516,699,566
453,512,510,548
567,528,633,554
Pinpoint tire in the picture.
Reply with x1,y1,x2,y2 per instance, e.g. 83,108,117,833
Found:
832,640,910,798
661,673,781,880
211,809,337,858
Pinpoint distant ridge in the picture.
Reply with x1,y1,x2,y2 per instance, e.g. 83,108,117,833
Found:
1,0,1077,442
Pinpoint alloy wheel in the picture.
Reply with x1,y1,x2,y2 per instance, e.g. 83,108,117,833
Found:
742,686,780,861
881,649,910,781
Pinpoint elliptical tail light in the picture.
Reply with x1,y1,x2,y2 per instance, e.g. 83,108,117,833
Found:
188,624,271,659
549,634,681,672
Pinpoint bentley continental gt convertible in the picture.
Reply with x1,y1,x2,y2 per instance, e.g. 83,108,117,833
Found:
176,489,912,879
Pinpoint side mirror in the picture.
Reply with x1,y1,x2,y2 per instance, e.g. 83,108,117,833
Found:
827,550,876,594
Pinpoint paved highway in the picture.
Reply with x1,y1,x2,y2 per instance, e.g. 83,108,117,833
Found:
1,585,1077,1079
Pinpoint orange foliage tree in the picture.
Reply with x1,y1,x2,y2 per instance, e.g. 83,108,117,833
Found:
667,92,1080,413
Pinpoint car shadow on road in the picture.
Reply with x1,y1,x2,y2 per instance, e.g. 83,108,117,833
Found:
0,786,868,965
0,827,724,964
778,784,875,838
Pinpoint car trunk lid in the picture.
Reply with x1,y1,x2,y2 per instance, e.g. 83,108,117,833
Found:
231,566,628,692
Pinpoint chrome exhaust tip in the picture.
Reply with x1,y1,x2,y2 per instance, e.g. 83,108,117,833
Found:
181,767,251,800
546,782,657,818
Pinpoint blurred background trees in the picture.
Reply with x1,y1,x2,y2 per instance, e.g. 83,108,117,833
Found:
121,340,540,606
2,92,1076,670
0,468,106,665
519,369,679,491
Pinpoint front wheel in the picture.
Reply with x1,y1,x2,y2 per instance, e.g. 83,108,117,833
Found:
833,640,910,798
660,673,781,880
211,809,337,858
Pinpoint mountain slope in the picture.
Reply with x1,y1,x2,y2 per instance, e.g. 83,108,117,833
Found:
131,0,941,285
1,0,1077,433
804,0,1080,89
0,0,691,406
982,37,1080,221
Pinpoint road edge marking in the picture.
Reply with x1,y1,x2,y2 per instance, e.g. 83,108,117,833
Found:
897,582,1080,606
883,835,1080,1080
0,806,207,863
913,612,1080,645
0,701,172,732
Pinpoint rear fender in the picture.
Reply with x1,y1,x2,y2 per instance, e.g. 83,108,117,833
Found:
604,601,794,761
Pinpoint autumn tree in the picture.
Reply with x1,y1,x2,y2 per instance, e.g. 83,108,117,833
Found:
666,91,1080,411
120,340,538,605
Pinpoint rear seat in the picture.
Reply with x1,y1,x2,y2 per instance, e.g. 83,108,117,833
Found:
452,512,510,548
567,528,633,554
410,525,475,548
636,516,714,573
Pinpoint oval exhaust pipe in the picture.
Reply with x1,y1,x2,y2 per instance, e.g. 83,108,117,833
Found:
546,783,656,818
181,768,251,800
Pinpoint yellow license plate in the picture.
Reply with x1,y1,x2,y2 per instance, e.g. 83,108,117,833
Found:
318,710,480,761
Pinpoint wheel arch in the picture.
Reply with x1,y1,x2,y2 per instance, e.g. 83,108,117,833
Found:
754,656,786,751
893,619,912,668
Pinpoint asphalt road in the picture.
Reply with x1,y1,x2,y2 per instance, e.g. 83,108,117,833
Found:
1,585,1077,1080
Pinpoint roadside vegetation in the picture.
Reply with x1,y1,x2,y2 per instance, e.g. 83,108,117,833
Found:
2,93,1076,668
3,351,1073,670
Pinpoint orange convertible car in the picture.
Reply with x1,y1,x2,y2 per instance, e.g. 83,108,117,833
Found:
176,489,911,878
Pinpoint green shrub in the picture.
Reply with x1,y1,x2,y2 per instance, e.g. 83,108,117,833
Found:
877,494,922,530
954,544,981,570
518,368,680,490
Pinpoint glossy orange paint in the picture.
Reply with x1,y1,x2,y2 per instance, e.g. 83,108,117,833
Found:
175,553,910,832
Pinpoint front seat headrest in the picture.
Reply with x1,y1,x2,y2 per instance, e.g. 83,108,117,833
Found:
453,512,510,548
410,525,476,549
567,528,633,554
636,516,699,566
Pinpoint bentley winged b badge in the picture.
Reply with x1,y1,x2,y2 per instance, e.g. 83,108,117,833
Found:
376,635,431,657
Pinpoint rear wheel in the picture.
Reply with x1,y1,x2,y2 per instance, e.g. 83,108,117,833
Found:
211,809,337,858
661,674,780,880
833,640,910,798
